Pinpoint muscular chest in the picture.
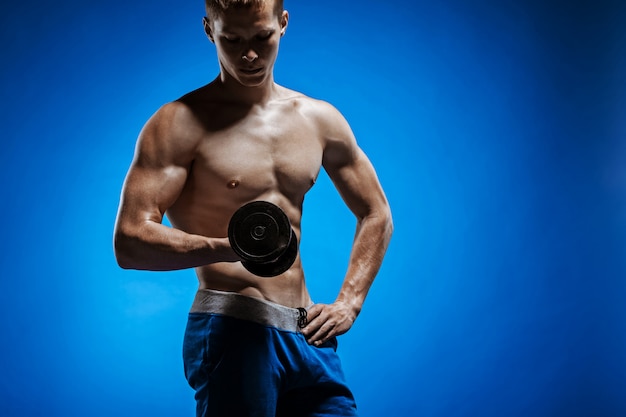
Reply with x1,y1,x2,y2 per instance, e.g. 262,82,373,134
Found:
192,111,323,202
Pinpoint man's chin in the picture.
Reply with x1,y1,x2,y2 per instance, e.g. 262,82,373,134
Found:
236,72,269,87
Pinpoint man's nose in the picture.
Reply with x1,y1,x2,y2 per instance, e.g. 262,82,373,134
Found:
242,48,259,62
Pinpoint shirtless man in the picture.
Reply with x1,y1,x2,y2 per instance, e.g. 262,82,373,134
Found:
114,0,392,415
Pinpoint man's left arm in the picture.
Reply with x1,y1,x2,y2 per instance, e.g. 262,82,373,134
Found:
302,103,393,346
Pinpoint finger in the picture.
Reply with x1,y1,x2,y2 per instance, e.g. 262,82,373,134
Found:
300,304,324,335
308,329,334,347
308,322,335,346
305,304,323,321
301,309,325,337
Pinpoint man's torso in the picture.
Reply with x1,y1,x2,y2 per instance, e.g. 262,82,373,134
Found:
165,83,327,307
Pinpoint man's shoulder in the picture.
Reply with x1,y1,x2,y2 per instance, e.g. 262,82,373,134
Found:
146,84,220,130
173,84,221,113
140,89,212,147
275,86,342,120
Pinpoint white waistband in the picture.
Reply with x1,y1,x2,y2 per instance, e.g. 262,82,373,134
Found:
189,289,308,333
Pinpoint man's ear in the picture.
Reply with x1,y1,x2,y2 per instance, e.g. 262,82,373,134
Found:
280,10,289,36
203,17,215,43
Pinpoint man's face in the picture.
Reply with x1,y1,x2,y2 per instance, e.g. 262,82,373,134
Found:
205,1,288,87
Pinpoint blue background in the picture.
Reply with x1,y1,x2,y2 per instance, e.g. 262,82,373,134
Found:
1,0,625,415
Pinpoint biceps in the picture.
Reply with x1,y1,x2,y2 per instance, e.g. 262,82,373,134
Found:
119,163,189,224
326,151,387,220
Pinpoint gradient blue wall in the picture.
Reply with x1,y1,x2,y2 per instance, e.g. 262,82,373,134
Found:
1,0,625,416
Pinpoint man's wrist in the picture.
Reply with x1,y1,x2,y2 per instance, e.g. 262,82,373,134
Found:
207,236,239,263
335,296,363,319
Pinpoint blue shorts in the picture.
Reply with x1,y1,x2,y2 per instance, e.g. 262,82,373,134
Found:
182,289,358,417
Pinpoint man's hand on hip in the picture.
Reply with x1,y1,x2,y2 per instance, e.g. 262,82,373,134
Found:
301,301,357,346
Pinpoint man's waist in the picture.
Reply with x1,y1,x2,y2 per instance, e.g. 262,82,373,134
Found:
190,288,311,333
196,263,308,304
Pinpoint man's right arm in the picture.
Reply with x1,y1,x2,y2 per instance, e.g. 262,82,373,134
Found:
113,102,237,271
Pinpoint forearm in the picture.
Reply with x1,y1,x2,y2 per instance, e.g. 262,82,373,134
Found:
302,209,392,346
114,220,236,271
335,208,393,316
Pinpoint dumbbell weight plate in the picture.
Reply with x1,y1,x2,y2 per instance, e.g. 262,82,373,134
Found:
241,228,298,277
228,201,293,264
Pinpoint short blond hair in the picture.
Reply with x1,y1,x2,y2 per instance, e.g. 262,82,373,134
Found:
205,0,284,20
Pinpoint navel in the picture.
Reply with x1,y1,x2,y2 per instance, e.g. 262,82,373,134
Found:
227,179,240,189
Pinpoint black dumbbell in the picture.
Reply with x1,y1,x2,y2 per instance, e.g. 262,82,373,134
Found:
228,201,298,277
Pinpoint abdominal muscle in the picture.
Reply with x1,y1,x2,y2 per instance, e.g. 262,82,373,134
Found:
167,188,314,309
195,256,312,309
